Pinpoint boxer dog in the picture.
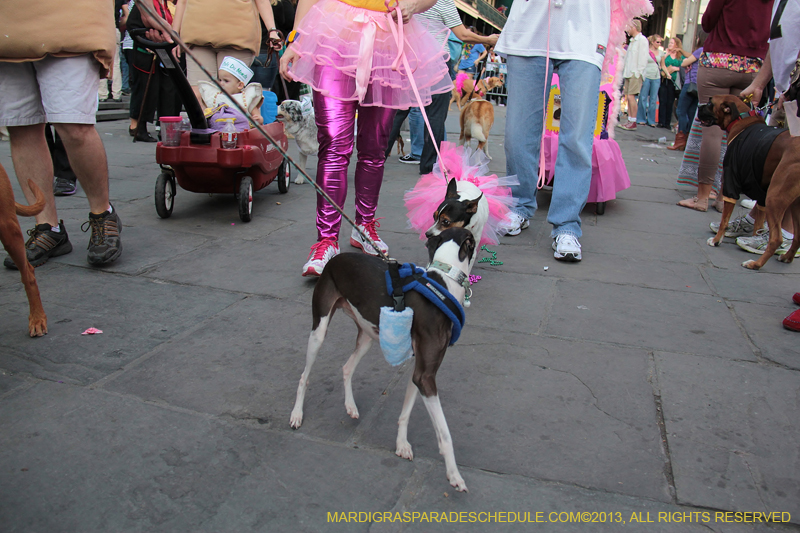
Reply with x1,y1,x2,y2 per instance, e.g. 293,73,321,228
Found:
702,95,800,270
0,163,48,336
459,99,494,159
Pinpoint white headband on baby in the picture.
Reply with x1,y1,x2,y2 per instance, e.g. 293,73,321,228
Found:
219,56,253,84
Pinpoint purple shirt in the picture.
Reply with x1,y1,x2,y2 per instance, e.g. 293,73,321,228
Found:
686,47,703,84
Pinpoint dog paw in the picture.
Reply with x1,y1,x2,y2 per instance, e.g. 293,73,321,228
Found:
778,253,795,263
448,472,468,492
289,410,304,429
345,403,359,419
293,176,305,185
741,260,761,270
29,316,47,337
706,237,720,247
395,442,414,461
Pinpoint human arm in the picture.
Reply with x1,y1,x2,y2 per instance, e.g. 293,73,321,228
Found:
137,0,173,43
392,0,439,23
254,0,281,48
701,0,725,33
279,0,322,80
680,54,697,68
120,3,130,27
474,47,488,66
451,24,498,47
740,50,772,104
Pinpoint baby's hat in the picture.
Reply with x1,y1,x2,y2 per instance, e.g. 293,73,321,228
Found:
219,56,253,84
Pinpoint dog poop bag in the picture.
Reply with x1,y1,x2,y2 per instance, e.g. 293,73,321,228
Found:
379,306,414,366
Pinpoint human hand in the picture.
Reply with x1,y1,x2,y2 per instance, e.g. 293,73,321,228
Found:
740,83,763,107
776,93,786,110
485,34,499,47
390,0,420,23
268,29,283,51
280,47,299,81
253,112,264,125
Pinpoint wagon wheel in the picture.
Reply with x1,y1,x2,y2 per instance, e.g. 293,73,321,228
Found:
277,158,291,194
239,176,254,222
155,171,176,219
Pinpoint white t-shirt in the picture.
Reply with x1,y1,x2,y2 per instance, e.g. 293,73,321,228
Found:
494,0,611,70
770,0,800,93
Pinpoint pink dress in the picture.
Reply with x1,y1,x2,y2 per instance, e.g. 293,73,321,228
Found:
287,0,453,108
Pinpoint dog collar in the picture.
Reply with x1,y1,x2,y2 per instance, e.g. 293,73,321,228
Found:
725,109,759,133
428,260,469,290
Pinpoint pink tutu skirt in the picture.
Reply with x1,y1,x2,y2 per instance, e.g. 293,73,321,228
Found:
288,0,453,108
405,143,518,245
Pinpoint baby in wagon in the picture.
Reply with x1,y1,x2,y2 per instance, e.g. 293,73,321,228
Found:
199,56,264,129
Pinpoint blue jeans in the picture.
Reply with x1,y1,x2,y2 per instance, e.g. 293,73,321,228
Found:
505,55,600,239
675,83,699,134
407,107,424,158
636,77,659,126
120,44,130,93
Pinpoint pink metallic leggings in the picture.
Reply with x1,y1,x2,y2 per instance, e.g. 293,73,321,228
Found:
312,72,394,241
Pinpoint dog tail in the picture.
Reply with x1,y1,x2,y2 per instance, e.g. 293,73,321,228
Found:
15,180,46,217
470,122,486,143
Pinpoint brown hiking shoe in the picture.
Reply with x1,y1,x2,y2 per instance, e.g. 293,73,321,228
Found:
3,221,73,270
82,207,122,265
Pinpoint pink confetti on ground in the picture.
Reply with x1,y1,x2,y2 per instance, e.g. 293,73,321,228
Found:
81,328,103,335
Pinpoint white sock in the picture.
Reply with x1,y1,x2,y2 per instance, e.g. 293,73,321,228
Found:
782,228,793,240
50,224,61,233
745,214,755,224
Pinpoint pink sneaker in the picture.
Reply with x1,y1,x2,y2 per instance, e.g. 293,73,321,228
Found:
619,121,637,131
302,239,340,277
350,219,389,256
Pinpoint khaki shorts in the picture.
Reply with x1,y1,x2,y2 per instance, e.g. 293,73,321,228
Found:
624,75,643,96
0,55,101,126
186,46,255,87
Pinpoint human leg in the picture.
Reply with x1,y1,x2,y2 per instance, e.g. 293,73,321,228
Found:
646,78,660,126
504,55,550,221
351,104,394,255
384,108,410,159
312,89,356,241
419,91,450,175
548,58,601,241
111,29,122,100
690,67,756,207
635,78,651,124
408,107,424,159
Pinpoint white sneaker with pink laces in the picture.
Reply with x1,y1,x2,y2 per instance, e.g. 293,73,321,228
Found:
302,239,340,277
350,220,389,256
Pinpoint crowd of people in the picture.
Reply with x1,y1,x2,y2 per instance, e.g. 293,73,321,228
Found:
0,0,798,328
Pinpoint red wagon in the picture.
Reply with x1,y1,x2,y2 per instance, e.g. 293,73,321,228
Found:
154,124,290,222
132,29,291,222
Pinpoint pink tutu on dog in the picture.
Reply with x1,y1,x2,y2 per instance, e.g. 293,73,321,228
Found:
405,143,518,245
287,0,453,108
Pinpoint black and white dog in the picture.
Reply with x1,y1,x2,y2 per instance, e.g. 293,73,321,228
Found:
276,100,318,184
289,227,476,492
426,178,488,273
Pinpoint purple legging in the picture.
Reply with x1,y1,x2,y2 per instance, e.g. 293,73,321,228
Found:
312,71,394,242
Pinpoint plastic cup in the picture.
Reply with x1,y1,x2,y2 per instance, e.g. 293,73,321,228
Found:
161,116,182,146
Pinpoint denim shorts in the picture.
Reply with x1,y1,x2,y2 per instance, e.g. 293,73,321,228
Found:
0,55,101,126
459,64,477,75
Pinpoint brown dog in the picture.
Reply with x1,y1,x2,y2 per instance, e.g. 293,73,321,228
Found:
459,99,494,159
395,134,405,157
449,76,503,111
0,163,48,336
703,95,800,269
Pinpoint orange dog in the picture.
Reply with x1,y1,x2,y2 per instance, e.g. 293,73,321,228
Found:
459,99,495,159
0,163,48,336
449,76,504,111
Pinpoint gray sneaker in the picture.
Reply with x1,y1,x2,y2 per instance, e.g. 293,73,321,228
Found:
53,176,77,196
552,233,582,262
735,229,800,256
709,215,761,238
500,212,529,236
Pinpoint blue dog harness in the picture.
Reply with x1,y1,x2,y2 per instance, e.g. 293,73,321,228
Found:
384,262,466,345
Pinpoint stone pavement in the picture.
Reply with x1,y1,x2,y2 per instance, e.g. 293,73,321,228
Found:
1,108,798,533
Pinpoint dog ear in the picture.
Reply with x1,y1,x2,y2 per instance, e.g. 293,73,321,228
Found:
446,178,458,199
464,193,483,214
426,233,443,263
459,231,476,263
